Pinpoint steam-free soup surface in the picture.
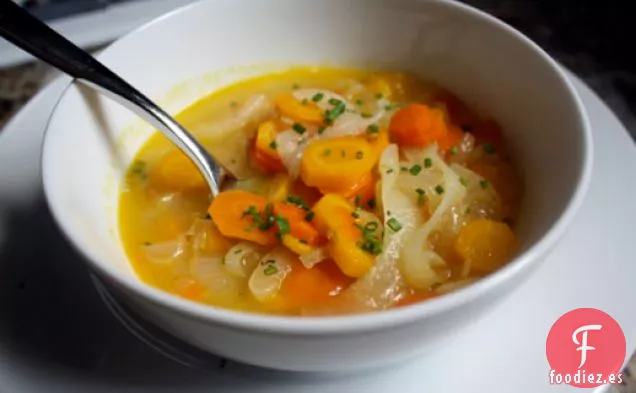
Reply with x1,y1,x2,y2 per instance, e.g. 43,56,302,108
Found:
119,67,522,316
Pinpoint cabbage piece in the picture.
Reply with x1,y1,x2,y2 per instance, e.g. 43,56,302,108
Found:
337,144,422,311
399,145,467,289
450,163,504,222
197,94,275,179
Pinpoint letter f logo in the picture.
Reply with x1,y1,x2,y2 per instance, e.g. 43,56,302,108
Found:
572,324,602,368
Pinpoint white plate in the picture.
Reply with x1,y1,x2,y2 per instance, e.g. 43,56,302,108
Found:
0,0,198,68
0,72,634,393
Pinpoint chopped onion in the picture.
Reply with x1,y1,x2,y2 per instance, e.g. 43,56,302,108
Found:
275,129,309,178
187,218,216,255
143,238,189,265
248,247,294,302
299,247,330,269
190,255,241,298
224,242,263,278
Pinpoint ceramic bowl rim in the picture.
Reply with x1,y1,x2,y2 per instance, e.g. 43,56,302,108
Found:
41,0,594,335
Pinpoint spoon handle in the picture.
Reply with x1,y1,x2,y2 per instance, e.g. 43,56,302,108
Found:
0,0,221,197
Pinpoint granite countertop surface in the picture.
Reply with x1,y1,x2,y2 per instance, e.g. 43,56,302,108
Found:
0,0,634,391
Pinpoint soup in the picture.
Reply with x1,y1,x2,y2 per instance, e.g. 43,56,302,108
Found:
119,67,522,316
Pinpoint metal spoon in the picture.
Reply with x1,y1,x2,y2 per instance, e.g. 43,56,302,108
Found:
0,0,223,197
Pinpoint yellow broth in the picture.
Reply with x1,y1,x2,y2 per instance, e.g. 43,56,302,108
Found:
119,67,522,316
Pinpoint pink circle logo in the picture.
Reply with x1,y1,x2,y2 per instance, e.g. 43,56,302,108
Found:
546,308,626,388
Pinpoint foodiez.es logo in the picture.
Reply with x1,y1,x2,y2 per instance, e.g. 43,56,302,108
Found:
546,308,626,388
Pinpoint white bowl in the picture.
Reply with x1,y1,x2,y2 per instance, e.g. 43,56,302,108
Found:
42,0,592,372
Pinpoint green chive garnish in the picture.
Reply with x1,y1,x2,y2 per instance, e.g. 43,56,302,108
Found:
409,164,422,176
415,188,426,206
312,93,324,102
387,217,402,232
367,124,379,134
292,123,306,134
356,151,364,160
460,177,468,187
480,180,491,189
449,146,458,155
269,141,277,150
435,185,445,194
424,158,433,168
264,264,278,276
364,221,379,231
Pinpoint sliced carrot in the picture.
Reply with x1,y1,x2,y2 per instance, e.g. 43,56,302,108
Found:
281,259,354,309
300,136,376,193
151,149,207,192
207,190,277,245
394,291,437,308
252,145,286,173
281,235,314,256
319,171,371,200
291,180,323,207
312,194,375,278
389,103,450,149
275,93,324,125
273,202,321,245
